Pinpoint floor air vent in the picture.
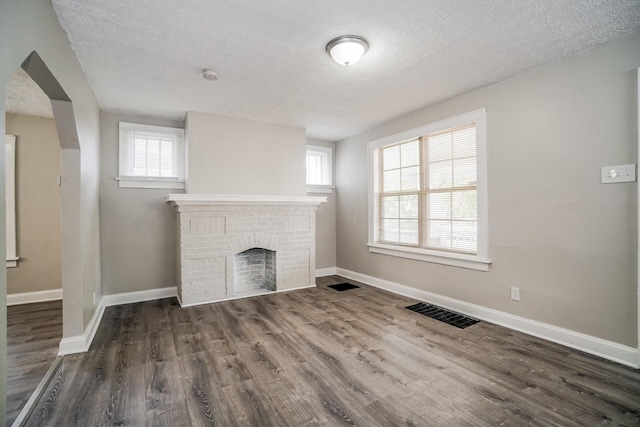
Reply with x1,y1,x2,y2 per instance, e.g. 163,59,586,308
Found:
328,283,360,292
406,302,479,329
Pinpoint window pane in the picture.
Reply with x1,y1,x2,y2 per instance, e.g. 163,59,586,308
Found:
453,157,476,187
429,133,451,162
121,125,183,180
399,195,418,218
383,169,401,192
383,145,400,170
427,220,452,249
452,221,477,252
428,192,451,219
401,166,419,191
382,219,399,242
453,127,476,158
306,149,331,185
133,137,148,175
452,190,477,220
399,219,419,244
429,160,453,189
401,140,419,167
160,140,174,176
382,196,399,218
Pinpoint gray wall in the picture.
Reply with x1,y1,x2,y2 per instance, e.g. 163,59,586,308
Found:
0,0,102,418
6,114,61,294
336,32,639,347
99,115,337,295
186,111,307,195
100,112,183,295
307,137,337,270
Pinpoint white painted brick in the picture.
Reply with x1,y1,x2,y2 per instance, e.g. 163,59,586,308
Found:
175,203,317,304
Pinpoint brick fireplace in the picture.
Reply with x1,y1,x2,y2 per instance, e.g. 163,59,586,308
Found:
166,194,326,306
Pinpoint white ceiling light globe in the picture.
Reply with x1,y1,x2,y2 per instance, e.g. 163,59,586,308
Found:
326,35,369,66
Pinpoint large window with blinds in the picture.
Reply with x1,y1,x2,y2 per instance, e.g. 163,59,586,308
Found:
368,109,489,271
118,122,185,189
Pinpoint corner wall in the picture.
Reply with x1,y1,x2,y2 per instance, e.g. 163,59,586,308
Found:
1,0,103,417
99,112,183,294
307,137,337,270
336,32,640,348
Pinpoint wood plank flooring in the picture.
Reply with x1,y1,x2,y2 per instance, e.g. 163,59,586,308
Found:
6,300,62,426
26,277,640,426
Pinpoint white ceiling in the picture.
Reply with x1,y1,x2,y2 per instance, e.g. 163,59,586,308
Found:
5,68,54,119
51,0,640,141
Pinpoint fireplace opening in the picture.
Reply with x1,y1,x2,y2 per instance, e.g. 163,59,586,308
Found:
234,248,276,295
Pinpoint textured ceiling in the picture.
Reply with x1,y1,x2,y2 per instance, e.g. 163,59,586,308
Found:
5,68,54,119
51,0,640,140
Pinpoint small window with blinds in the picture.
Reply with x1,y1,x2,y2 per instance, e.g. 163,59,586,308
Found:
369,109,489,271
306,145,334,193
118,122,185,189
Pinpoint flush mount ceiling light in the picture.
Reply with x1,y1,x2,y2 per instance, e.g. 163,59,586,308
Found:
326,35,369,66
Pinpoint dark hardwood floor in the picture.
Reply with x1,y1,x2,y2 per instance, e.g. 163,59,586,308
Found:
26,277,640,426
7,300,62,426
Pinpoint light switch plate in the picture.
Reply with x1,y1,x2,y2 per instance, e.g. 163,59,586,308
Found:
601,164,636,184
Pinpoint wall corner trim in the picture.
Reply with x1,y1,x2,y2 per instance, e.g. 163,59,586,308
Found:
58,286,177,356
316,267,337,277
335,267,639,369
7,289,63,306
103,286,177,307
58,297,106,356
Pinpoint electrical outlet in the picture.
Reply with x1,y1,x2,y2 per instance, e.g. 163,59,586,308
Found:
510,287,520,301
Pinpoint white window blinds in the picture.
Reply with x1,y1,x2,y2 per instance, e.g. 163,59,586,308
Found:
424,124,477,253
306,145,332,186
118,122,185,189
378,123,478,254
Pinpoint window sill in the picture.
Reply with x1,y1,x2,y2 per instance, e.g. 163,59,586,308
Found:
116,177,185,189
7,257,19,268
367,243,491,271
306,185,334,194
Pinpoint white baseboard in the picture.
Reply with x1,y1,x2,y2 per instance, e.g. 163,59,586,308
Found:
58,286,176,356
336,267,639,369
316,267,337,277
103,286,177,307
7,288,62,306
58,297,105,356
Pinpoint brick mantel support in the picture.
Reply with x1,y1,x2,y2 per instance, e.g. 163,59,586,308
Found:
166,195,326,306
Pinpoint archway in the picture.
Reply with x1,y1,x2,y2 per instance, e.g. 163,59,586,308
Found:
4,51,83,423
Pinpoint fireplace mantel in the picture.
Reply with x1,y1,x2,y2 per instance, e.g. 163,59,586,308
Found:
166,194,326,306
166,194,326,206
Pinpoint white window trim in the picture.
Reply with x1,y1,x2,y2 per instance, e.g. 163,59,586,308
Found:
306,185,335,194
367,108,490,271
5,135,19,267
306,145,334,193
117,122,185,189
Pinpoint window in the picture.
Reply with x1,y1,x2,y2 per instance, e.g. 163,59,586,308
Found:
306,145,333,193
368,109,489,271
118,122,185,189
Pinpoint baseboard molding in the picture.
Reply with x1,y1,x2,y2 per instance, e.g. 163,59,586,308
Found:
58,297,105,356
7,288,62,306
103,286,177,307
58,286,176,356
316,267,337,277
336,267,639,369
